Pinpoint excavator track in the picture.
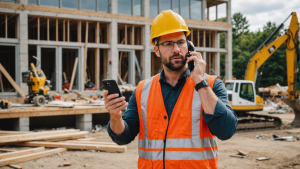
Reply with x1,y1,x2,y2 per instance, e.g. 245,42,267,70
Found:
236,111,282,131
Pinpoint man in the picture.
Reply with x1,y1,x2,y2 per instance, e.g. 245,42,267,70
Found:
104,10,237,169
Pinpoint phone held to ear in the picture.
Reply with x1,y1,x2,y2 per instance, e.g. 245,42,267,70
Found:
102,79,122,98
187,40,195,72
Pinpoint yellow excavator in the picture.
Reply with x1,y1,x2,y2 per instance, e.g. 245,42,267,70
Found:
22,56,55,106
225,12,299,129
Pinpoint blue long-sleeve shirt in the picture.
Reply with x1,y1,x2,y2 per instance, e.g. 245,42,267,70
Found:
107,69,238,145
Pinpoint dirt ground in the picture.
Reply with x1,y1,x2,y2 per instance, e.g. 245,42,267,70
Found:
0,113,299,169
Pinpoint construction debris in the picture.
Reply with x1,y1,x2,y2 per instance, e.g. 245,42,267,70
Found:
256,157,270,161
230,150,248,158
0,129,126,167
271,134,295,141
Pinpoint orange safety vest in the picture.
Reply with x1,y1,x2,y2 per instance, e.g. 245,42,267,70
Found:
136,74,218,169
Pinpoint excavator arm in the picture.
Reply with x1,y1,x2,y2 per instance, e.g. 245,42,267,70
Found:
244,12,299,98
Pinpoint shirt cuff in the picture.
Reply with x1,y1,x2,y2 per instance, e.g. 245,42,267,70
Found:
202,99,226,123
107,120,129,140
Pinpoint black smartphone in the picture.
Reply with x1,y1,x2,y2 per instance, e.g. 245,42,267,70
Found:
187,40,195,71
102,79,122,98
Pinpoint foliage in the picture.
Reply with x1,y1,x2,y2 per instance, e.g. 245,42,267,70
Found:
220,12,299,88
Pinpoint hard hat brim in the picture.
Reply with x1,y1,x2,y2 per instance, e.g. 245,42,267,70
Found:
150,29,191,45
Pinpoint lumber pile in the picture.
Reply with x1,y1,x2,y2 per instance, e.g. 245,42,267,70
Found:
258,85,288,96
0,129,126,167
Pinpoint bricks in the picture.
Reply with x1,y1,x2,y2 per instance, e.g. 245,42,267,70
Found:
76,114,92,131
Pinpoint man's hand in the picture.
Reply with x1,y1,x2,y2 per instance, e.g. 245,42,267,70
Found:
104,90,128,120
104,90,128,135
186,51,206,84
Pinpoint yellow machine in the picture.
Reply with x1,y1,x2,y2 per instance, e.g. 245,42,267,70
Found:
225,12,300,129
22,56,55,106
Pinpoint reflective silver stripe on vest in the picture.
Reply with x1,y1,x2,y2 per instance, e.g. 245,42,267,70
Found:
139,137,217,149
139,149,218,161
192,74,208,138
140,76,155,138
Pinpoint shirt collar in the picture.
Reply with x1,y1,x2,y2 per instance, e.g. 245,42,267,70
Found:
159,68,190,84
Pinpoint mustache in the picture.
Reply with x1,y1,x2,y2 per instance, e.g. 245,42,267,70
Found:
169,53,184,60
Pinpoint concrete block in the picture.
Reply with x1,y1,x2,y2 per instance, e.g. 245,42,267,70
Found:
76,121,92,132
19,43,29,55
12,117,30,131
76,114,92,122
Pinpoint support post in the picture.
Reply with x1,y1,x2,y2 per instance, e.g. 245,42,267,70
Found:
83,21,89,84
95,22,99,43
225,28,232,80
202,0,206,21
63,19,65,42
77,21,81,42
216,5,218,22
203,30,206,47
197,30,200,47
125,24,127,45
13,117,29,131
95,48,100,89
5,15,7,38
76,114,92,132
131,25,134,45
67,20,70,42
47,18,49,41
56,19,58,41
37,17,40,40
226,0,231,24
191,29,193,42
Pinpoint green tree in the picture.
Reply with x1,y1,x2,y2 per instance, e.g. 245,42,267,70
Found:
232,12,250,39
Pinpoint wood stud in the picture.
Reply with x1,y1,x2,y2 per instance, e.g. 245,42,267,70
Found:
5,15,7,38
37,17,40,40
47,18,49,41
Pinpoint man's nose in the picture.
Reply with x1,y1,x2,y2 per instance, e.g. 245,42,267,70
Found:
173,43,180,52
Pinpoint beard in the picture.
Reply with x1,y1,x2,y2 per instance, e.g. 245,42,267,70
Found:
160,51,188,71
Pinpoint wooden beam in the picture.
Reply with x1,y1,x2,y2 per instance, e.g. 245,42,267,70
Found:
103,50,108,79
0,72,3,92
83,21,89,84
56,19,58,41
77,138,96,141
208,30,211,47
63,19,65,42
37,17,40,40
191,29,193,42
125,24,127,45
203,30,206,47
77,21,81,42
14,141,127,153
0,149,16,152
67,20,70,42
0,64,25,98
132,25,135,45
0,147,45,160
95,22,99,43
69,57,78,91
95,48,99,89
15,17,17,39
106,23,109,44
8,164,22,169
0,148,66,167
5,15,7,38
197,30,200,47
0,130,83,144
65,141,117,145
0,131,32,135
47,18,49,41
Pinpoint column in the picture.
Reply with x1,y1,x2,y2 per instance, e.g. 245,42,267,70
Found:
143,23,151,79
225,28,232,80
108,19,118,80
214,31,220,76
76,114,92,131
13,117,29,131
226,0,231,24
143,0,150,18
19,12,29,95
110,0,118,14
19,0,28,5
202,0,206,21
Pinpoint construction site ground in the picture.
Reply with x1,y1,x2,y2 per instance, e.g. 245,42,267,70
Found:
0,112,299,169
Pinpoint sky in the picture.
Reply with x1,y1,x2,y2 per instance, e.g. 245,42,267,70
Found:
209,0,300,32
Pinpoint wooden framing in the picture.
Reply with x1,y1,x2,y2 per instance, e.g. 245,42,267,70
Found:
69,57,78,91
0,106,107,119
203,30,206,47
0,63,25,98
0,147,45,160
56,19,58,41
77,21,81,42
0,72,3,93
15,17,17,39
37,17,40,40
63,19,65,42
95,22,99,43
197,30,200,47
67,20,70,42
106,23,109,44
77,138,96,141
95,48,99,89
65,141,117,145
131,25,134,45
191,29,193,42
8,164,22,169
125,24,127,45
0,149,16,152
14,141,127,153
83,21,89,83
5,15,7,38
47,18,49,41
0,148,67,167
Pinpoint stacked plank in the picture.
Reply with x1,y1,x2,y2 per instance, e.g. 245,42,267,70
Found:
258,85,288,96
0,129,126,167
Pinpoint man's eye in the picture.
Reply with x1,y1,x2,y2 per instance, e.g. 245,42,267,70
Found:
178,41,185,45
164,42,173,46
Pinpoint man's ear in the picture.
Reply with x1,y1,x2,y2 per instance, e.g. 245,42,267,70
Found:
154,46,160,58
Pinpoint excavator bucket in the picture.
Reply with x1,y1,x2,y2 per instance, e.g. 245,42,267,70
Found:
282,98,300,127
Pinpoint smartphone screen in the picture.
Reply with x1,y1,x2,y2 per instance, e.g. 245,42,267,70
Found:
102,79,122,97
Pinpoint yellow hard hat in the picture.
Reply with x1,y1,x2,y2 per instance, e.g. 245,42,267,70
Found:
150,10,190,45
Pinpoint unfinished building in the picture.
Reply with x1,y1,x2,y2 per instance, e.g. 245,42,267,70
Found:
0,0,232,131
